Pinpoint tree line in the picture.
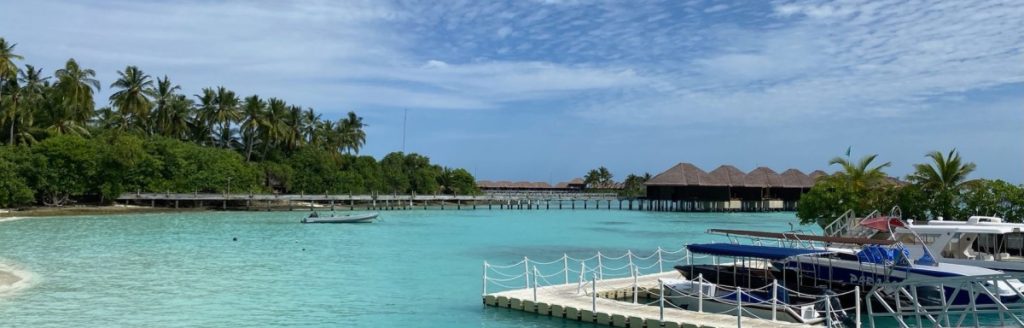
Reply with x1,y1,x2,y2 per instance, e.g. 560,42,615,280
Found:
0,37,478,207
582,165,650,198
797,149,1024,227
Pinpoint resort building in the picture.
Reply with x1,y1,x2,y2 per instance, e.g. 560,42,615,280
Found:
476,178,620,194
644,163,827,211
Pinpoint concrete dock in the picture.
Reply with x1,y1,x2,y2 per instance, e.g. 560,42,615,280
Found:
483,271,816,328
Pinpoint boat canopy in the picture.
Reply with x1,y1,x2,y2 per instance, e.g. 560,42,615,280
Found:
686,243,833,260
860,216,905,232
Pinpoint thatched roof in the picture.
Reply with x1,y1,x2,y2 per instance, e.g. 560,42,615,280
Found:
646,163,715,186
779,169,814,188
708,165,746,186
647,163,824,188
808,170,829,181
744,167,782,187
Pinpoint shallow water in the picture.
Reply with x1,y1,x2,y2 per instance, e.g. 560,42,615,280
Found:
0,210,804,327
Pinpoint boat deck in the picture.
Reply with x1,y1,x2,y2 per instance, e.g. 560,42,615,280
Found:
483,271,816,328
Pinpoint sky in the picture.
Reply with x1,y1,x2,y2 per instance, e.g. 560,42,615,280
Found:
1,0,1022,183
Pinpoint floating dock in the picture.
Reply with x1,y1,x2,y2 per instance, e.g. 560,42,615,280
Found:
482,248,822,328
483,271,814,328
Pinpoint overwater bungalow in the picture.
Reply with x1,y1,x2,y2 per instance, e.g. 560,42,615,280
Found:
645,163,822,211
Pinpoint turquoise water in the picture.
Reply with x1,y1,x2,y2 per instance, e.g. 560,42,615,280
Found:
0,210,804,327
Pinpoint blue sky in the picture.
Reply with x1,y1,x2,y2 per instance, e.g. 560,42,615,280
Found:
2,0,1022,183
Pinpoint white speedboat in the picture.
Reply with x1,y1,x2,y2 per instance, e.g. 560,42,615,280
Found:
878,216,1024,273
707,230,1024,306
301,212,378,223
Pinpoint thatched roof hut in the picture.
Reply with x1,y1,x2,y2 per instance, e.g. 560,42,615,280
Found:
646,163,714,186
708,165,746,186
808,170,829,182
743,167,783,188
779,169,814,188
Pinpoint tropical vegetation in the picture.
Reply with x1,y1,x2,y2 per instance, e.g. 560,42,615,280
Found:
798,150,1024,227
0,37,476,208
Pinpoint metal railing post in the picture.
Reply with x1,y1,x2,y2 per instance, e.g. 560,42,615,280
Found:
563,254,569,284
856,286,862,328
698,273,704,313
533,266,538,302
523,257,530,289
592,273,597,313
657,247,664,272
737,286,743,328
482,262,488,296
632,266,639,304
659,279,665,321
596,251,603,280
771,279,778,322
825,294,832,328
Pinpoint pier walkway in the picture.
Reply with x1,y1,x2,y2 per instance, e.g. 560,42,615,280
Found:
116,192,790,212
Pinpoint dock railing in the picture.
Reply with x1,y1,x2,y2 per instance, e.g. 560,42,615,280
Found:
866,273,1024,328
483,247,861,327
482,246,693,296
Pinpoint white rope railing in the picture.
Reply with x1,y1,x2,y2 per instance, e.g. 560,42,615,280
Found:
483,246,689,294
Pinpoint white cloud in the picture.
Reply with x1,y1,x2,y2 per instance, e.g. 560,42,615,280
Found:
704,4,730,13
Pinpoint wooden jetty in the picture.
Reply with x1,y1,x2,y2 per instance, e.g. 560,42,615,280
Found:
116,192,791,212
483,271,814,328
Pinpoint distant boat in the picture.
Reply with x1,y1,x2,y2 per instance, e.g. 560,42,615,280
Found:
301,212,378,224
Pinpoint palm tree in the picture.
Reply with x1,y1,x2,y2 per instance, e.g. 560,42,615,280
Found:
261,98,288,157
54,59,100,126
283,104,304,151
213,86,240,148
337,111,366,154
302,107,320,146
164,95,192,140
9,65,47,145
109,65,154,133
2,77,22,144
0,38,24,144
148,75,180,136
909,149,977,219
828,154,891,192
193,87,217,146
239,95,266,161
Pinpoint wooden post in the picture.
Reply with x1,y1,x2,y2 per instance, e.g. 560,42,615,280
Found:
330,199,335,211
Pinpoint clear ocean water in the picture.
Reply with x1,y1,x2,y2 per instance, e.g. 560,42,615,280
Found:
0,210,806,327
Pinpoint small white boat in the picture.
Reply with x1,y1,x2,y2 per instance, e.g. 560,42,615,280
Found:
301,212,378,224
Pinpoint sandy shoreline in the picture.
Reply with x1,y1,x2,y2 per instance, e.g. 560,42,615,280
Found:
1,205,206,220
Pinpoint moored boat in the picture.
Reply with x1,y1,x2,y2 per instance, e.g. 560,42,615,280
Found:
301,212,378,223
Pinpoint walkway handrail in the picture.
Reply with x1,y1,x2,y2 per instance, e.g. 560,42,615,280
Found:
482,246,688,293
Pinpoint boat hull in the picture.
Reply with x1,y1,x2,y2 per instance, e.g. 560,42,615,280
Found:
662,278,824,324
302,213,378,224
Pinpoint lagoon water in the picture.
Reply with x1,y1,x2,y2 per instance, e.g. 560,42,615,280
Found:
0,210,804,327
